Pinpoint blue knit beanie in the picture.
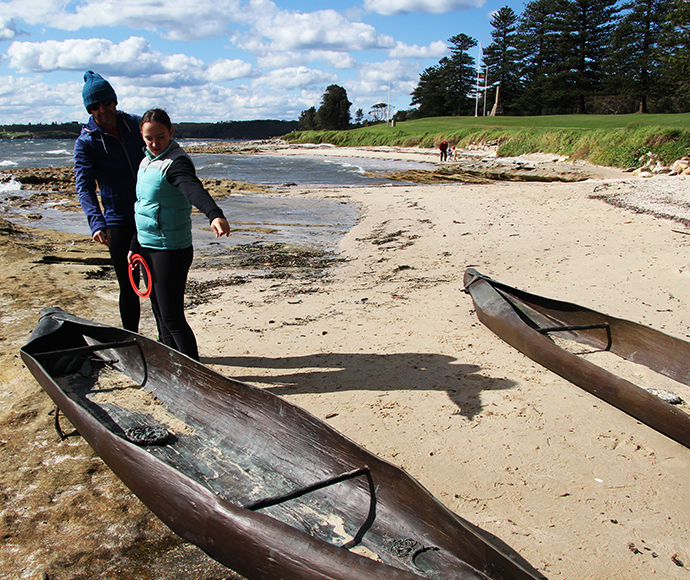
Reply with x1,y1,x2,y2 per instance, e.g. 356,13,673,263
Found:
82,70,117,111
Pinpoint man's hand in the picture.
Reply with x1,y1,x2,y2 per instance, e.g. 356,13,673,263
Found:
93,229,111,247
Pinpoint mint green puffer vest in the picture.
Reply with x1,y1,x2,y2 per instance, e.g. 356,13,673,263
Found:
135,141,193,250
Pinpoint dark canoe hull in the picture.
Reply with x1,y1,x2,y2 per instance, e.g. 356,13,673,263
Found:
463,269,690,449
20,307,543,580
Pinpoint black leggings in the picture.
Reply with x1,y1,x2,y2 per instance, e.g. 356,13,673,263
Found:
109,225,140,332
140,245,198,361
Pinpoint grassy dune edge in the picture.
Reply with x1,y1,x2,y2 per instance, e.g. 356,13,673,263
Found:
284,114,690,169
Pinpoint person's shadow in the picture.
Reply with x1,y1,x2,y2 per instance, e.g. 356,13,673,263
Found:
201,352,516,420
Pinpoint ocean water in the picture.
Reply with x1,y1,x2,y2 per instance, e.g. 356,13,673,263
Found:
0,138,429,251
0,138,429,185
0,138,74,171
191,151,427,186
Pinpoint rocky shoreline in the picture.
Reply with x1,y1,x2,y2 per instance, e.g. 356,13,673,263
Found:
0,166,269,224
0,152,609,216
1,165,268,195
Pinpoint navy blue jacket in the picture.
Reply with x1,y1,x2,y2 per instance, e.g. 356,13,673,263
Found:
74,111,145,236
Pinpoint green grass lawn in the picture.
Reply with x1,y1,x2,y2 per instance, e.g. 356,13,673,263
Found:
379,113,690,130
285,114,690,168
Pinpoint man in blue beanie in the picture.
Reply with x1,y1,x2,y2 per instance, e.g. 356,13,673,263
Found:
74,71,145,331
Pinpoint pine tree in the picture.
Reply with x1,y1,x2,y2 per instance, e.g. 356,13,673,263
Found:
410,34,477,116
446,34,481,115
483,6,522,115
611,0,672,113
516,0,571,114
410,63,448,117
657,0,690,111
405,0,690,118
561,0,621,114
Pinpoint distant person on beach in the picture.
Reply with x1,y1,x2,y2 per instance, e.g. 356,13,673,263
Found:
129,108,231,360
439,140,448,162
74,71,145,332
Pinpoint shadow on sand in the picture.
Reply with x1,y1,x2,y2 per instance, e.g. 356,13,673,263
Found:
202,352,517,420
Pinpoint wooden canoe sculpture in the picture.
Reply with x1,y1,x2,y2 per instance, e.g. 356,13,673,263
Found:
21,307,544,580
463,268,690,449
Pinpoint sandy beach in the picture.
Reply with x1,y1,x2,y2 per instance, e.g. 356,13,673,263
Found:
2,145,690,579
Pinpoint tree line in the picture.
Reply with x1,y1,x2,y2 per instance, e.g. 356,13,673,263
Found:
0,119,299,140
408,0,690,118
298,0,690,128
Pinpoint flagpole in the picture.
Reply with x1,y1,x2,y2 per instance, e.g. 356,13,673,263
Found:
387,71,391,127
483,65,489,116
475,43,481,117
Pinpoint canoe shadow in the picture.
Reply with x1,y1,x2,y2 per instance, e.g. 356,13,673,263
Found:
201,352,517,420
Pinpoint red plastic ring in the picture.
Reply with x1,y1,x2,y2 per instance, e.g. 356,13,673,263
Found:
128,253,152,298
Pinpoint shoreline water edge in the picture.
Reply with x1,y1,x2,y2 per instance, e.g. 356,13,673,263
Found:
1,144,690,580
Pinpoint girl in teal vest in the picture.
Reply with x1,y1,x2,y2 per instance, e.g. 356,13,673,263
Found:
129,109,230,360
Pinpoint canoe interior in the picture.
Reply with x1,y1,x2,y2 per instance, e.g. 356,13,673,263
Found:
466,269,690,389
21,309,544,580
463,269,690,449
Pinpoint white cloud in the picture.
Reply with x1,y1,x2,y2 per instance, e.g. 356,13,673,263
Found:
253,66,335,91
6,37,255,86
0,0,396,52
0,0,242,42
47,0,242,42
0,17,23,41
364,0,485,16
255,51,304,70
388,40,448,59
0,0,71,28
7,37,160,74
341,60,421,114
0,0,455,123
307,51,357,69
257,50,356,70
0,73,309,123
260,9,395,52
207,59,256,82
0,75,83,122
150,83,310,121
233,1,396,56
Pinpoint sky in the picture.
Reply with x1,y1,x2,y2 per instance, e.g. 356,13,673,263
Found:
0,0,526,125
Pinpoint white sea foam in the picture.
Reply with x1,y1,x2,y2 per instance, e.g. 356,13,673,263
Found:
0,176,22,193
324,158,366,174
0,160,19,168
